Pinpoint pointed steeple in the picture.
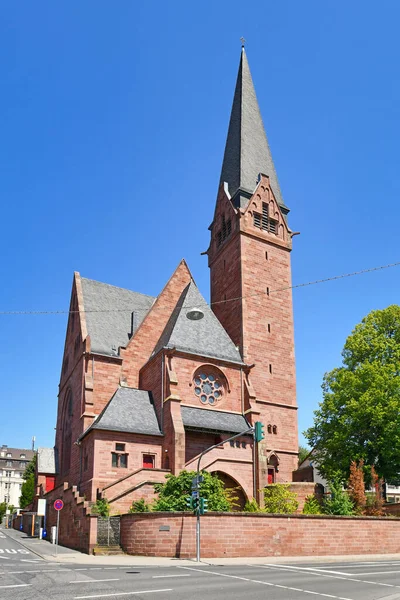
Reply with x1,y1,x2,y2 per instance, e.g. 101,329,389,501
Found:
219,47,285,209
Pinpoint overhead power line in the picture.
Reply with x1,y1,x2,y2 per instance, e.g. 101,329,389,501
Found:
0,260,399,316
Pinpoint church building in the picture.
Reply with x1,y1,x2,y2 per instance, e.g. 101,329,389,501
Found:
51,48,298,512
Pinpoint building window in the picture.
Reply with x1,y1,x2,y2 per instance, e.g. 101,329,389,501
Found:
268,323,271,333
6,461,12,467
254,203,277,234
111,452,128,469
5,471,11,477
19,462,25,468
20,454,26,459
143,455,155,469
193,369,225,406
6,453,11,458
115,443,125,452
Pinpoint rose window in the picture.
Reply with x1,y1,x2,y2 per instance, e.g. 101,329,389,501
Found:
193,372,223,405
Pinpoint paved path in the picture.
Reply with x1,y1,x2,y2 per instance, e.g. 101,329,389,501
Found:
2,527,400,599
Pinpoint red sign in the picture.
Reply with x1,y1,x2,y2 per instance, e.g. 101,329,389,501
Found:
54,499,64,511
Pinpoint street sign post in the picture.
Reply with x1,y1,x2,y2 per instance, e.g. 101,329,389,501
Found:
53,499,64,556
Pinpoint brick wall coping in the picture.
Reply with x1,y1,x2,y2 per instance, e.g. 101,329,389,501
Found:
121,511,400,522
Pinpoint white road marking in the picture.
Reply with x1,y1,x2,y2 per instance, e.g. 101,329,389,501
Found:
264,564,353,576
256,564,399,590
152,574,191,578
70,579,120,584
74,589,173,599
0,583,32,589
347,570,400,576
0,557,10,560
21,559,41,563
178,566,353,600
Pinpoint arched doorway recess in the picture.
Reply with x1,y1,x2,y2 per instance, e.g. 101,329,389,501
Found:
211,471,247,510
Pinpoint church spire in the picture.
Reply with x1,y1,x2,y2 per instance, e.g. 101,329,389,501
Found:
219,47,285,209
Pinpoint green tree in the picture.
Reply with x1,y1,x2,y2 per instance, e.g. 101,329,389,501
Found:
129,499,151,513
302,495,322,514
91,498,110,517
298,445,310,466
19,455,37,509
152,470,232,512
0,502,14,520
305,305,400,483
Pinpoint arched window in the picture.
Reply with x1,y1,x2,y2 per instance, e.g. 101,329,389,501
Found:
61,390,73,475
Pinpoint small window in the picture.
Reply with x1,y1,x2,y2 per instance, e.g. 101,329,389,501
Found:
5,471,11,477
273,425,277,434
267,425,272,434
19,462,25,468
268,323,271,333
6,461,12,467
111,452,128,468
20,454,26,459
6,453,11,458
253,212,261,228
269,364,272,374
143,454,155,469
266,287,270,296
115,443,125,452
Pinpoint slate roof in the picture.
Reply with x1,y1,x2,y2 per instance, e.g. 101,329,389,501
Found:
37,447,56,474
153,281,243,364
181,406,250,435
80,387,163,439
81,278,155,356
219,47,285,209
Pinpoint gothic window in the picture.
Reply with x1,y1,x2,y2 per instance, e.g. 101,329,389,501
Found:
254,203,278,234
61,389,73,475
193,368,226,406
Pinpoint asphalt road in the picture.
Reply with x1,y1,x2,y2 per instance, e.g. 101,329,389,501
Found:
1,528,400,599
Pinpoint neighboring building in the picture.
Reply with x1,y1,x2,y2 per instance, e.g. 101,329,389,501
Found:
49,47,299,511
0,445,35,508
36,447,57,496
293,451,327,493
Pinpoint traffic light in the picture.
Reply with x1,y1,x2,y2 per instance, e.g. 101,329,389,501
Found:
186,496,193,510
254,421,265,443
200,497,208,515
192,495,199,513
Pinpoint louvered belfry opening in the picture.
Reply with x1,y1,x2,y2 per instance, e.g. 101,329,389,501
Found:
253,203,277,234
217,215,232,247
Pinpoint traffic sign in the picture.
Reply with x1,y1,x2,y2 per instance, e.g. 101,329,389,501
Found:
54,499,64,511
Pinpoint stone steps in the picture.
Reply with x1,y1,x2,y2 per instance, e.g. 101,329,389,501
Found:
93,545,125,556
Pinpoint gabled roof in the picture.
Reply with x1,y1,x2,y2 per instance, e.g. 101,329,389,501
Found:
80,387,163,439
153,281,243,364
219,47,285,209
181,406,250,435
81,277,155,356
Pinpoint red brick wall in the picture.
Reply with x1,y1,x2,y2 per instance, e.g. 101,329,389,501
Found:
91,430,163,500
41,482,97,553
121,512,400,558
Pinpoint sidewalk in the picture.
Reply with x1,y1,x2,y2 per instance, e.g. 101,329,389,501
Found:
3,526,400,567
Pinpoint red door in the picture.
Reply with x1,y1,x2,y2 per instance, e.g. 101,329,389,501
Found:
143,455,154,469
268,469,275,484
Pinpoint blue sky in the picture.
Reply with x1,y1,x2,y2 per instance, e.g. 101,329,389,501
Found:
1,1,400,451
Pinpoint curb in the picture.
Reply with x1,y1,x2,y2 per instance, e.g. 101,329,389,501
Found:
2,528,60,561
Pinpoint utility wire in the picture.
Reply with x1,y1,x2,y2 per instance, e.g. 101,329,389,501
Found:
0,260,399,316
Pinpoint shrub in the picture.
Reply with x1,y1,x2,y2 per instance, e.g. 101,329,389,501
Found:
323,480,354,516
129,499,151,513
91,498,110,517
364,466,384,516
243,499,262,512
302,495,322,514
347,460,366,514
263,484,299,514
153,470,231,512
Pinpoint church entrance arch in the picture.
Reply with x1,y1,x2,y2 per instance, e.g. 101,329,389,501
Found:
211,471,247,511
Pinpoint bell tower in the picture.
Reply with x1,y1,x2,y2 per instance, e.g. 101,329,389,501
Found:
207,47,298,486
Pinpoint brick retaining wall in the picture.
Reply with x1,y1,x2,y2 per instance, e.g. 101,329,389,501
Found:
121,512,400,558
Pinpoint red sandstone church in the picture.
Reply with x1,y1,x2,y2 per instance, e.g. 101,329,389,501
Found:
42,48,298,512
